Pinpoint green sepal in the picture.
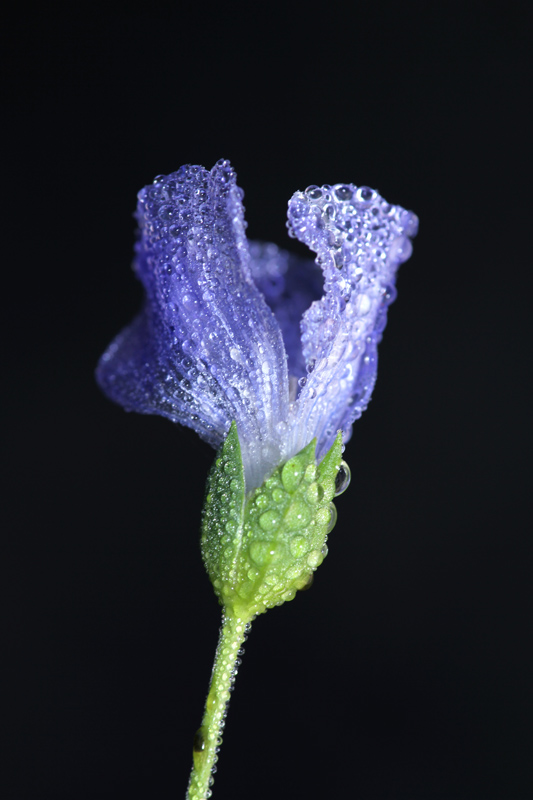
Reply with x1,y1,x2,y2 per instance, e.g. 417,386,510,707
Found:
201,423,344,622
201,421,246,605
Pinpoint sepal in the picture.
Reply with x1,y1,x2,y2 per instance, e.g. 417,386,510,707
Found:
201,423,343,621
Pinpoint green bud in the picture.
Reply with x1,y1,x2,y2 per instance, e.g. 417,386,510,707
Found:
201,422,343,622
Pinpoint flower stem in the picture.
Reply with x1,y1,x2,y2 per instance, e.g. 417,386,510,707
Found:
186,612,251,800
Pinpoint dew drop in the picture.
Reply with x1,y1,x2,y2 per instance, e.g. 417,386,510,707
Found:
334,461,351,496
355,186,375,204
284,499,311,530
334,184,353,201
272,487,285,504
299,573,314,591
289,534,308,558
305,482,319,504
285,563,303,580
249,540,275,566
255,493,269,509
327,503,338,533
281,459,304,493
306,185,323,200
158,204,175,221
304,464,316,483
259,510,279,531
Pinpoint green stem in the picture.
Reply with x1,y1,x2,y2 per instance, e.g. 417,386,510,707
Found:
186,613,251,800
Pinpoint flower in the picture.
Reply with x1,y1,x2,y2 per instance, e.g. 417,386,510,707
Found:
97,160,417,491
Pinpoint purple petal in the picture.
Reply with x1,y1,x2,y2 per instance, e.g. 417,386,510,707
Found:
286,183,418,458
97,161,289,490
248,242,322,384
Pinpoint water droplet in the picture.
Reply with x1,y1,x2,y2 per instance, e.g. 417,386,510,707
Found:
334,461,351,496
355,186,375,204
281,459,304,493
285,563,303,580
298,376,307,388
272,487,285,504
158,204,175,221
355,293,371,315
382,284,396,304
305,482,323,504
237,580,254,600
334,184,353,201
249,540,276,566
299,573,314,591
230,347,244,364
259,510,279,531
284,499,311,530
304,464,316,483
334,249,344,269
327,503,337,533
289,535,308,557
306,185,323,200
224,460,237,475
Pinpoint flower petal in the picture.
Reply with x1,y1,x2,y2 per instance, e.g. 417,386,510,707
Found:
97,160,289,490
286,183,418,458
248,242,322,386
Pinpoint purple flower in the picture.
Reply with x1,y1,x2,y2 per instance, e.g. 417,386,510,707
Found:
97,160,417,491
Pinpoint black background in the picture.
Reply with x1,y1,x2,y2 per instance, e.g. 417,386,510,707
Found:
3,2,532,798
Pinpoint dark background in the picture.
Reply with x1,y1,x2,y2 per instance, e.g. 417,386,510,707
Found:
3,2,532,798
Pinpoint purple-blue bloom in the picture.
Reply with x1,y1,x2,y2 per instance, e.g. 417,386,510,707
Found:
97,160,417,491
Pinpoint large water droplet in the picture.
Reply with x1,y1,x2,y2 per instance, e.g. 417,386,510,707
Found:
334,461,351,496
